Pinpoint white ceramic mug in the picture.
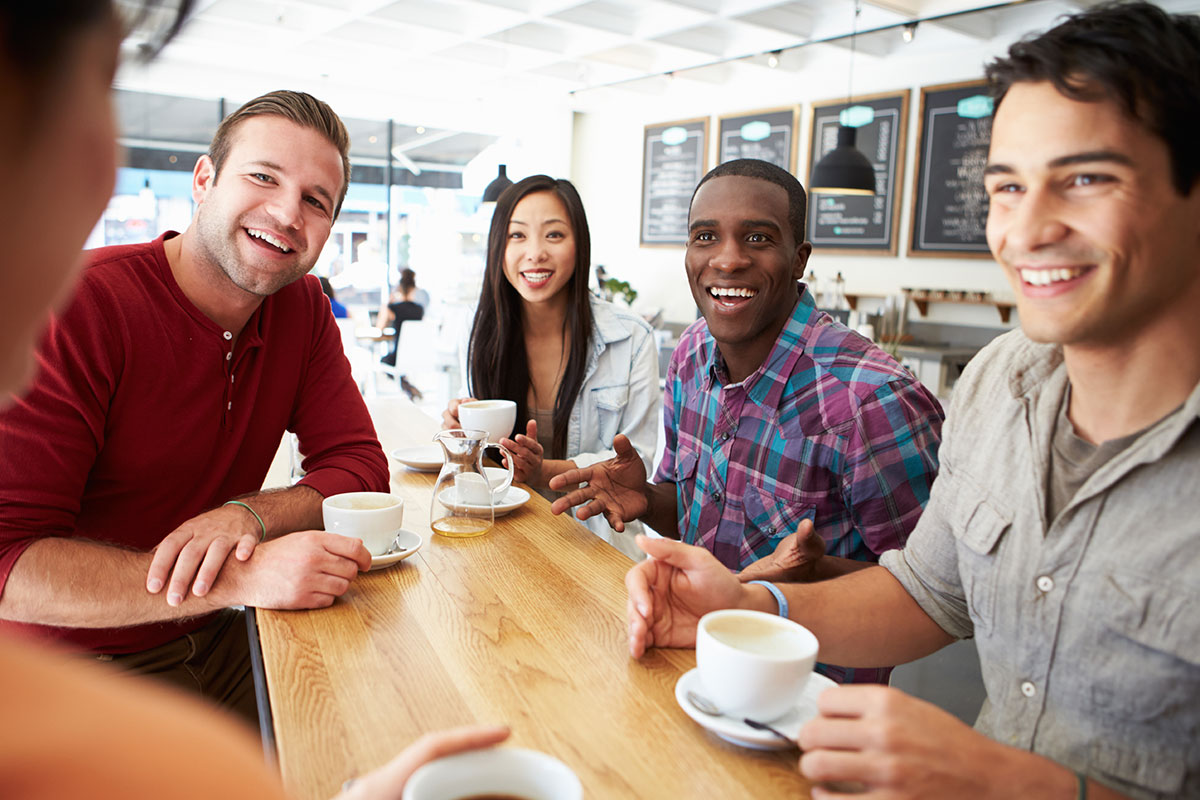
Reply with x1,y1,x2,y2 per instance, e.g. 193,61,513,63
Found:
321,492,404,556
401,747,581,800
696,609,819,722
457,399,517,444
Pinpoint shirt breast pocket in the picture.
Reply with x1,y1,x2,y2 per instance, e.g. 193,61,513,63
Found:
1087,575,1196,795
743,482,813,552
674,443,700,499
590,385,629,447
950,474,1011,632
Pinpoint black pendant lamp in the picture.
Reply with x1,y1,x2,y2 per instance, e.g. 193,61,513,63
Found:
810,124,876,195
482,164,513,203
809,0,876,196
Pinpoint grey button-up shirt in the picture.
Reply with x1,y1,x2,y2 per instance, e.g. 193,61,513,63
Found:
882,329,1200,800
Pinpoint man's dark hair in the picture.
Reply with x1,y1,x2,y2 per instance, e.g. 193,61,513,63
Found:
692,159,808,243
986,0,1200,195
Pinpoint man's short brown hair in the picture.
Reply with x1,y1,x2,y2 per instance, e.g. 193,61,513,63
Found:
208,90,351,216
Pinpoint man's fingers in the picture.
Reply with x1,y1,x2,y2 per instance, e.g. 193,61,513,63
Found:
551,486,594,512
548,466,593,491
800,748,887,789
635,535,719,571
165,541,208,606
235,531,258,560
192,541,238,597
797,716,876,752
317,531,374,571
611,433,634,457
814,685,891,717
146,534,189,593
624,557,655,621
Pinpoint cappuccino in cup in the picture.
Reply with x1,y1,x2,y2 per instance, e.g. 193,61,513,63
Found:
322,492,404,556
696,609,819,722
458,399,517,443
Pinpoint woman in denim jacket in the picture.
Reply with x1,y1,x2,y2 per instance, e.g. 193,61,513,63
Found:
444,175,659,558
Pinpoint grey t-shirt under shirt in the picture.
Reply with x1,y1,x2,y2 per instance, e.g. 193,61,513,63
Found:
1044,387,1171,522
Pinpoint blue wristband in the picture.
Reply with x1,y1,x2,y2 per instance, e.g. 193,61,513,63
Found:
746,580,788,619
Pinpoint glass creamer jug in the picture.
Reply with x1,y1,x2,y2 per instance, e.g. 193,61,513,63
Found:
430,428,514,538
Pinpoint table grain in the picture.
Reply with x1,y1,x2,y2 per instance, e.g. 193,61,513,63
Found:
255,397,812,799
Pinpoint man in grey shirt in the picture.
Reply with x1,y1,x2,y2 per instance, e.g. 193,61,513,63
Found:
608,3,1200,798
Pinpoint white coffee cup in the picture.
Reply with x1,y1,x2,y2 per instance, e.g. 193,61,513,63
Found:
401,747,581,800
321,492,404,556
458,399,517,443
696,609,819,722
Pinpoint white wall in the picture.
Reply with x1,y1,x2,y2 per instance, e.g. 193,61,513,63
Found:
567,14,1064,330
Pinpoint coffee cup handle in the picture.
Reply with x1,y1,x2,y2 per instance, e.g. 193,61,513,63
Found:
492,444,515,498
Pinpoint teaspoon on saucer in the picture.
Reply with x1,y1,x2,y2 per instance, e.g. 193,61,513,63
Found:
686,689,794,745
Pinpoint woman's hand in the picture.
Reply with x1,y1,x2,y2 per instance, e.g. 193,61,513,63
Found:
442,397,475,430
499,419,544,486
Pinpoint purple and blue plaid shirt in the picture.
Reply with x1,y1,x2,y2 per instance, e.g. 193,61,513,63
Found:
654,287,944,683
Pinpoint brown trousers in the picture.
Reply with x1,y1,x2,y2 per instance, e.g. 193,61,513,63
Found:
95,608,259,731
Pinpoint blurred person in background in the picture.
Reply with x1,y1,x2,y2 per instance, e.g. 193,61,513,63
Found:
442,175,660,560
379,267,427,400
0,1,507,797
320,275,350,318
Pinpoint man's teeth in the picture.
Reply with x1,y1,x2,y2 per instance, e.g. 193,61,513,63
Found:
709,286,757,298
247,229,291,253
1019,267,1084,286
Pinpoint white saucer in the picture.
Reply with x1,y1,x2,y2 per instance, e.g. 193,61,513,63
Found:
390,446,443,472
368,528,423,571
674,668,835,750
437,486,532,517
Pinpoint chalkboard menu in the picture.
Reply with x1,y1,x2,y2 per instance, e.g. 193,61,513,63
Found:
717,106,799,171
806,91,908,254
909,80,993,257
641,118,709,246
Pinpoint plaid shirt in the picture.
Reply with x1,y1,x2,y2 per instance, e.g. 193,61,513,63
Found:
654,287,944,683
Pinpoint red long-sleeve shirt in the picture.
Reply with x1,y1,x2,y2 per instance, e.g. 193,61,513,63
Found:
0,233,388,653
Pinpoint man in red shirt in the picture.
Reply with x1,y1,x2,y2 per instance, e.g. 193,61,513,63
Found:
0,89,389,723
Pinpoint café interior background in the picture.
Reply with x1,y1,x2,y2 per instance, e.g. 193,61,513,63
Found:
106,0,1200,334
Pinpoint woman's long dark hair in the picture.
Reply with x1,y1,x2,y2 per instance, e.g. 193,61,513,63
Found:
467,175,595,460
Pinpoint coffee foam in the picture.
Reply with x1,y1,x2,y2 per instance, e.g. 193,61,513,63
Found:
329,496,399,511
705,615,810,658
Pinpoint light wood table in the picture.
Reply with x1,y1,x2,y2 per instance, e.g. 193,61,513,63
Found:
252,397,812,799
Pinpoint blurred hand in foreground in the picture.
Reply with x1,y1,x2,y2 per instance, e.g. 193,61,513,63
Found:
336,725,511,800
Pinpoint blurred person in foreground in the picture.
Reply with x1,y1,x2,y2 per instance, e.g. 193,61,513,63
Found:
0,70,393,722
550,158,943,682
620,3,1200,798
444,175,660,560
0,2,506,798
